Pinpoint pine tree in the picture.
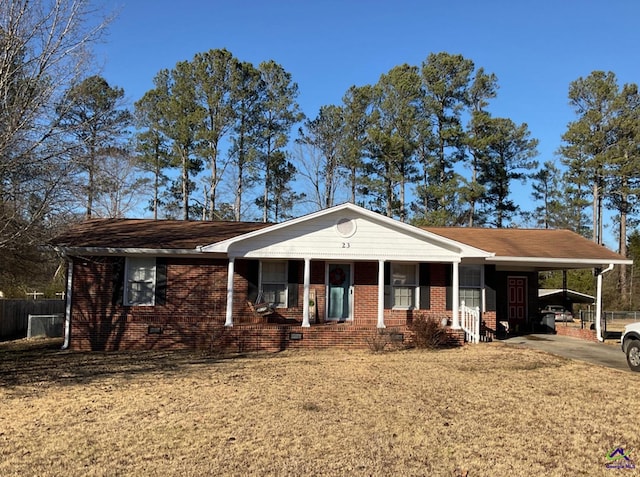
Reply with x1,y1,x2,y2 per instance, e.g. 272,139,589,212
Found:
416,53,474,225
530,161,563,229
560,71,619,244
193,49,239,220
56,75,132,218
134,89,172,219
228,61,263,220
463,68,498,226
340,85,372,204
147,64,204,220
255,61,303,222
365,64,421,221
476,117,538,227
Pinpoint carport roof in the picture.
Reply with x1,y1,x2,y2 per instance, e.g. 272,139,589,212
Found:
539,288,595,304
422,227,629,268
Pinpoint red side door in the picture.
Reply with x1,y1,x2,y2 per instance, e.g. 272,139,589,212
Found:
507,276,527,328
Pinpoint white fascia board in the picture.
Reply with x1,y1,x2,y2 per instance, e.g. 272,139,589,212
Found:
538,289,595,300
489,256,633,267
201,202,494,258
56,246,210,257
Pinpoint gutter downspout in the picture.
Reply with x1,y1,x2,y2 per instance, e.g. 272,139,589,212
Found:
62,255,73,350
595,263,614,342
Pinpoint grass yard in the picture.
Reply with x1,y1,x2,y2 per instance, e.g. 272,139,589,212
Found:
1,338,638,476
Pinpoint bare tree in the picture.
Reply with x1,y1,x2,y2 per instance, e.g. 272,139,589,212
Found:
91,148,151,218
0,0,112,251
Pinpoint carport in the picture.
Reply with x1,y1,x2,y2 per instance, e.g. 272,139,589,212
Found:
538,288,595,310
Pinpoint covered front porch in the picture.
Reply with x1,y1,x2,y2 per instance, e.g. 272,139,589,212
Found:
198,204,493,339
223,257,469,330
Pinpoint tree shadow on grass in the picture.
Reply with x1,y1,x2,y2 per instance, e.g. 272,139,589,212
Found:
0,337,240,392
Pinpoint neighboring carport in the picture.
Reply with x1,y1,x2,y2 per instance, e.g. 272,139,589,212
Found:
538,288,595,309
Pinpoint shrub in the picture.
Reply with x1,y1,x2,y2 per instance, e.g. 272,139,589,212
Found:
409,315,450,349
365,329,390,353
365,328,406,353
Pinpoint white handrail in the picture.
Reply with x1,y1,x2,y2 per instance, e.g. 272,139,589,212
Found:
460,301,480,344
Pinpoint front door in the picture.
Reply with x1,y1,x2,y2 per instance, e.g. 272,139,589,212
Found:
508,276,527,328
327,263,352,321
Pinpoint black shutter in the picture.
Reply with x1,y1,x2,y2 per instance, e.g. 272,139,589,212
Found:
445,264,452,311
155,258,167,306
485,265,497,312
384,262,391,309
419,263,430,310
247,260,259,303
112,257,125,306
287,260,300,308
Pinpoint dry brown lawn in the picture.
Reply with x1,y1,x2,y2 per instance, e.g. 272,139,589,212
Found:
1,338,638,476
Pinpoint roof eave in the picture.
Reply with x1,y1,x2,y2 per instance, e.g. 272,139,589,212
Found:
54,246,208,257
488,256,632,269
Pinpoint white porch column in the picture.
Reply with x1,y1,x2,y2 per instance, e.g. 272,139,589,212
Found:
302,258,311,328
595,264,614,342
225,257,235,327
377,259,385,329
451,261,460,329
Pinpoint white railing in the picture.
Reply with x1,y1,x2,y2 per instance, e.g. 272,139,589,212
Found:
460,301,480,344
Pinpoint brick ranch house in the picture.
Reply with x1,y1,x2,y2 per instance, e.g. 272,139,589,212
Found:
52,202,631,352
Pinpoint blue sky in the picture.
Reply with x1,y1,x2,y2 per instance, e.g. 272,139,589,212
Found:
93,0,639,244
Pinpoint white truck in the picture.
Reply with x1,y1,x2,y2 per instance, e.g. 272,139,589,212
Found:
621,322,640,372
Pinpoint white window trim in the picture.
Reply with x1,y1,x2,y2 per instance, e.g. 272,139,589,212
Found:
391,262,418,310
124,257,157,306
259,260,288,308
459,265,484,312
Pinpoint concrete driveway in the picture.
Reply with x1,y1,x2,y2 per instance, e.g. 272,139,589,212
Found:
501,333,631,372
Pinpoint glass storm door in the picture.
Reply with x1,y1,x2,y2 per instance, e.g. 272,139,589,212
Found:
328,263,351,320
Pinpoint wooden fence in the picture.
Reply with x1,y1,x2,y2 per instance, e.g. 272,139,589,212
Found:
0,300,65,339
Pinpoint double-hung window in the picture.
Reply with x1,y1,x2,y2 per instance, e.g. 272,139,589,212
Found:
459,265,482,310
260,261,287,307
391,263,417,309
125,257,156,306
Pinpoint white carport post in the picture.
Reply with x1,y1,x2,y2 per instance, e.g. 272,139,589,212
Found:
377,259,385,328
225,257,235,327
302,258,311,327
451,261,461,329
595,263,614,342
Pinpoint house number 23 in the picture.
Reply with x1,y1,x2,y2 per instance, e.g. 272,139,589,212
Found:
341,242,351,248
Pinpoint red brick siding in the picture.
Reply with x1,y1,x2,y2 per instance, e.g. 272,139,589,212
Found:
555,326,598,342
69,321,465,352
69,258,468,351
429,263,449,313
481,311,497,340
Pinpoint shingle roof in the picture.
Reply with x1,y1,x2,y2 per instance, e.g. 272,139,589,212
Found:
422,227,625,261
53,219,271,250
53,217,628,264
